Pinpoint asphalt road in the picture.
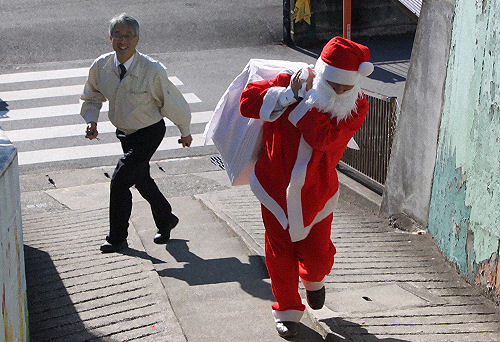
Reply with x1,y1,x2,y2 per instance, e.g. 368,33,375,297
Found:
0,0,283,66
0,0,296,174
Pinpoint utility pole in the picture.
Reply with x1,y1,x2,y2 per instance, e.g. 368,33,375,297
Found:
343,0,351,39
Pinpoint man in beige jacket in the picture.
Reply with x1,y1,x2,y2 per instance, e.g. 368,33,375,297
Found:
80,13,192,253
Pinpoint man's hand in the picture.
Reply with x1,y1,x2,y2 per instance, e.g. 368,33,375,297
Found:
178,134,192,147
85,122,98,140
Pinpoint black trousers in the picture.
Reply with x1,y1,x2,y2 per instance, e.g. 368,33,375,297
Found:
107,119,175,244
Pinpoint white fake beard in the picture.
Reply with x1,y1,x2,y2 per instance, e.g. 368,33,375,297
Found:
305,75,362,121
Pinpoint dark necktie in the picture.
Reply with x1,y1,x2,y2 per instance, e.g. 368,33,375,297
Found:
118,64,126,80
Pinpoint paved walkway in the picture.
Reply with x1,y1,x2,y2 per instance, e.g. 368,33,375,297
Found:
196,175,500,342
22,207,185,342
19,162,500,341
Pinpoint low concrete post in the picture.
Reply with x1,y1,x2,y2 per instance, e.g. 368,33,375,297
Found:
0,129,29,342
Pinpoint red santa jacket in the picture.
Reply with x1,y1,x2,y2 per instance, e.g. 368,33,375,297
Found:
239,72,368,241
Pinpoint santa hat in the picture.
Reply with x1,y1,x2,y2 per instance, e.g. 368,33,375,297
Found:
315,36,374,86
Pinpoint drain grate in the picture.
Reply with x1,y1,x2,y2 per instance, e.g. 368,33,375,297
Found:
210,155,225,170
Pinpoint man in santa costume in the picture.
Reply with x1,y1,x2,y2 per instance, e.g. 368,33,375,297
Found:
239,36,373,337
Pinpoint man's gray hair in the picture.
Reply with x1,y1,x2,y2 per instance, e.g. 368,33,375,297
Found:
109,13,140,37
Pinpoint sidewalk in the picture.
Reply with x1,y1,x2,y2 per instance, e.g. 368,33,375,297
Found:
20,162,324,341
21,188,186,341
20,160,500,341
196,171,500,341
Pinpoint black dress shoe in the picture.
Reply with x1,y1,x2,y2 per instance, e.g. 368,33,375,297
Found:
306,286,325,310
276,321,299,337
153,215,179,244
100,240,128,253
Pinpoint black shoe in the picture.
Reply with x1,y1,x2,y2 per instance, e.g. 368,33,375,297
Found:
100,240,128,253
153,215,179,244
306,286,325,310
275,321,299,337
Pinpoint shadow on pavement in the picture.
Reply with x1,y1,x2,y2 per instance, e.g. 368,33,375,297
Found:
369,66,406,84
159,238,275,301
118,246,166,265
24,245,107,342
320,317,411,342
281,324,326,341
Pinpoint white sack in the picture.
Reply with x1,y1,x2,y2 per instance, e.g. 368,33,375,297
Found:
203,58,358,186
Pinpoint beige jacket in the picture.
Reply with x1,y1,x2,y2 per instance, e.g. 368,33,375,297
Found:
80,51,191,136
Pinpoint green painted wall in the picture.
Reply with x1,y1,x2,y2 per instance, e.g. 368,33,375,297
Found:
428,0,499,295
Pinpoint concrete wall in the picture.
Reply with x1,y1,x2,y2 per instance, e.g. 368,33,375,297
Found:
382,0,499,298
427,0,499,296
289,0,417,45
0,129,29,342
381,0,456,223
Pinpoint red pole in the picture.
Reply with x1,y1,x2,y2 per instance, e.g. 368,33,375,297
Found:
343,0,351,40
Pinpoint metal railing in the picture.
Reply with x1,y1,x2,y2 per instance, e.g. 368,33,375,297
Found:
340,90,399,192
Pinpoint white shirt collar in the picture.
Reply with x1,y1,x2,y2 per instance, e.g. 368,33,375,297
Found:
114,53,135,70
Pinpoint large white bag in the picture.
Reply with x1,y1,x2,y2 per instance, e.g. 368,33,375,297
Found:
203,59,309,185
203,58,359,186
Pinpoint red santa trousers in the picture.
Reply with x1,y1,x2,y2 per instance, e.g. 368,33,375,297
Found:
261,204,336,314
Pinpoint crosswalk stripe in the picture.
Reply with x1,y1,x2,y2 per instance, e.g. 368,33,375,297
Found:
0,102,213,122
2,65,210,167
6,111,214,142
17,133,213,165
0,103,105,121
1,84,84,101
0,68,89,83
0,67,183,86
0,86,195,103
168,76,183,86
182,93,201,103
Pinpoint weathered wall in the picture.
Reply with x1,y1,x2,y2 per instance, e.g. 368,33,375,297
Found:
0,129,29,342
427,0,499,296
380,0,456,223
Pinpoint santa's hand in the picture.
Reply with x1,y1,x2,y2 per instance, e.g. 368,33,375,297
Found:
303,66,316,92
290,69,304,100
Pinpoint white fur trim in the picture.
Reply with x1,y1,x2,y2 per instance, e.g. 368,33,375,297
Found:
249,137,340,243
260,87,286,122
290,184,340,242
273,309,304,323
358,61,374,76
347,137,360,150
285,136,341,242
249,168,288,230
287,137,313,242
301,279,325,291
315,58,360,86
278,87,297,108
288,99,312,127
309,191,340,228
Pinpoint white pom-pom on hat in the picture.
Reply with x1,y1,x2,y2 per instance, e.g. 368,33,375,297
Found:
358,61,374,77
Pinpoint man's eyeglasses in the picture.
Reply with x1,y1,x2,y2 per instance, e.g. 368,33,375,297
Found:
111,34,136,41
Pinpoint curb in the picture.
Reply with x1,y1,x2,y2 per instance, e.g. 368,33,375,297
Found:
194,191,265,257
337,171,382,215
